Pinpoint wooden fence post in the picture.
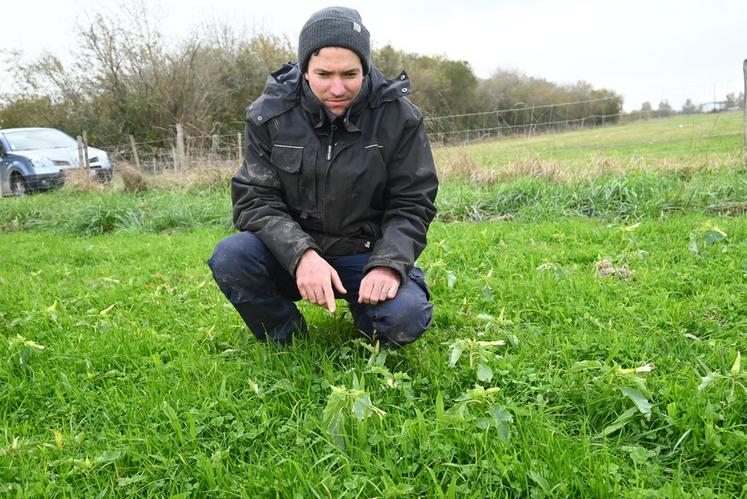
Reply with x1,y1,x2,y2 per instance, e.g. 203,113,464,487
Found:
129,135,141,170
211,135,219,164
77,135,89,169
237,132,243,164
528,105,535,139
175,123,186,171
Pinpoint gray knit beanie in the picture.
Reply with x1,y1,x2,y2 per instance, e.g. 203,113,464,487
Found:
298,6,370,75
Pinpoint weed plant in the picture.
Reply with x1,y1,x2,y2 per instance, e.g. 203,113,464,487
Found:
1,116,746,496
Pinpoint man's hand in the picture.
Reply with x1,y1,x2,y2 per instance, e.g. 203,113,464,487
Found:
296,249,347,312
358,267,401,305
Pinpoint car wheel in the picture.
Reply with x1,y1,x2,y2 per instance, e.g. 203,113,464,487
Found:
9,172,27,196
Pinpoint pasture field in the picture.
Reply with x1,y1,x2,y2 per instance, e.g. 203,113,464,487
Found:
443,111,743,166
1,113,746,497
434,111,744,182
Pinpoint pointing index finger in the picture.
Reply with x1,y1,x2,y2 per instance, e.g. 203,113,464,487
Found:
323,282,336,313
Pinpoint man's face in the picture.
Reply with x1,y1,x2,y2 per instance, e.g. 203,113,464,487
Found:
304,47,364,117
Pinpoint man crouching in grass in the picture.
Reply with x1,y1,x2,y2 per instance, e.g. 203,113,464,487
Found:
208,6,438,347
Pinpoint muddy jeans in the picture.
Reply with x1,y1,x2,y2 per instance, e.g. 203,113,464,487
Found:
208,231,433,347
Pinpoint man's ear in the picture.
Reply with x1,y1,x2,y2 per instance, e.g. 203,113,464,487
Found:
304,72,309,81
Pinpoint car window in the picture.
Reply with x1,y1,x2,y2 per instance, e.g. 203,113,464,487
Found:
5,129,77,151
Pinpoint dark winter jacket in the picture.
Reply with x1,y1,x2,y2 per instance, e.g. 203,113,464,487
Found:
231,62,438,282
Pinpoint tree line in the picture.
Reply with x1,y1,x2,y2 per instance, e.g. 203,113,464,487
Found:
625,92,745,122
0,6,733,150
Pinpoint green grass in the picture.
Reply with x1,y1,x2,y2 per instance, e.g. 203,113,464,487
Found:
1,115,746,496
2,218,745,496
2,167,747,233
452,111,743,167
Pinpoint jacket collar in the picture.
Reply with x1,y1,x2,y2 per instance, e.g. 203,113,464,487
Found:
246,62,413,128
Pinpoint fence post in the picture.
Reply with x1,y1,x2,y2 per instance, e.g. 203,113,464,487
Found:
743,59,746,161
77,135,89,169
548,105,554,133
211,135,219,164
237,132,243,164
528,105,535,139
83,132,89,167
129,135,142,170
175,123,186,171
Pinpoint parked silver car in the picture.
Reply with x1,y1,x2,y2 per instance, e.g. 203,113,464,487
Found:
0,127,113,196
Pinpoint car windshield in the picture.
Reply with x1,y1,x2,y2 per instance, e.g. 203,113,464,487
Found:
4,129,77,151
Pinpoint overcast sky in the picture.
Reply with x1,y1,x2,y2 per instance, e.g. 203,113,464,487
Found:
0,0,744,111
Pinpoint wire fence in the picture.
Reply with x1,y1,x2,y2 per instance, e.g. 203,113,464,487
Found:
424,95,624,144
107,132,244,175
105,96,744,175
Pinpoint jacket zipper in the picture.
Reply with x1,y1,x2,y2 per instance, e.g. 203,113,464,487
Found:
321,122,337,235
327,124,336,161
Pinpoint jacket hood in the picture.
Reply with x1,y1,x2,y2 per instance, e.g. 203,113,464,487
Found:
246,62,413,127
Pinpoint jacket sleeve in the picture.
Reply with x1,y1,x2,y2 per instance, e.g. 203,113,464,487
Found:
231,116,320,275
363,112,438,282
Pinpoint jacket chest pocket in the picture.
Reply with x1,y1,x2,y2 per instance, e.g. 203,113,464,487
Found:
271,144,316,218
271,144,303,173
